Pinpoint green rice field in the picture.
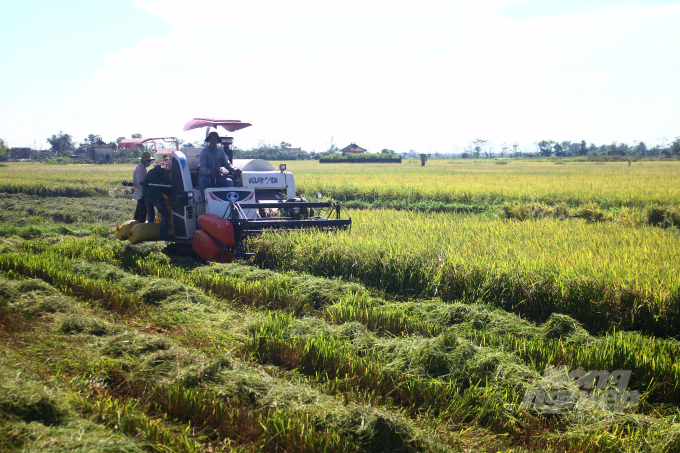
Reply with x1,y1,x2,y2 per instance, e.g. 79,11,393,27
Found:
3,159,680,208
1,159,680,452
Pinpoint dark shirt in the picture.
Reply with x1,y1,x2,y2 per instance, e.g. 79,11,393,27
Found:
141,165,171,199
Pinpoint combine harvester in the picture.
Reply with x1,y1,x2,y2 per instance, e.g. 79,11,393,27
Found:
117,118,351,262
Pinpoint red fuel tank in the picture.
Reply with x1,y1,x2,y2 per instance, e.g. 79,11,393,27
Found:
220,247,236,263
192,230,220,261
197,213,235,246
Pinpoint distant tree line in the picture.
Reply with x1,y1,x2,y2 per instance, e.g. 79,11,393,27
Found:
37,134,318,162
533,139,680,158
231,141,312,160
3,132,679,162
457,137,680,159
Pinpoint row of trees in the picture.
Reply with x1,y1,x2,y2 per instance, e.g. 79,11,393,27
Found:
40,134,312,161
45,132,122,156
21,132,147,161
533,139,680,158
231,140,310,160
460,138,680,159
4,132,680,162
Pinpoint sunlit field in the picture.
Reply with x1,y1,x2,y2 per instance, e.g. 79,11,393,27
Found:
2,159,680,452
2,159,680,207
252,209,680,336
292,159,680,207
257,209,680,296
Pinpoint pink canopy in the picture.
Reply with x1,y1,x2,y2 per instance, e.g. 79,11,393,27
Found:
183,118,252,132
118,137,177,149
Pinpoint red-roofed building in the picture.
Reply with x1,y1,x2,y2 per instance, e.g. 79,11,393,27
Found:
340,143,366,155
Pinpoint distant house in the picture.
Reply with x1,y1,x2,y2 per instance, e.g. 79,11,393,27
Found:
9,147,31,159
340,143,366,155
86,140,115,163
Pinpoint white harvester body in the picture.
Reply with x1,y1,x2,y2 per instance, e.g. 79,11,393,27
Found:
120,118,350,260
179,147,297,201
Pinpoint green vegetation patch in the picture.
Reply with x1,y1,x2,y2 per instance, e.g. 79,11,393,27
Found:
0,360,145,453
0,377,66,426
58,315,124,337
252,314,538,391
201,262,367,310
0,274,449,452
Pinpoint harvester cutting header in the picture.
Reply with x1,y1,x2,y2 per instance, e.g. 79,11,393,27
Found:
116,118,351,262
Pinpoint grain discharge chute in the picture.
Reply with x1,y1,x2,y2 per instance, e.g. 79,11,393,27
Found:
119,118,351,262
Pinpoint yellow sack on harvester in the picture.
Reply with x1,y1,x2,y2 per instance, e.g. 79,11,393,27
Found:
115,220,137,240
128,222,174,244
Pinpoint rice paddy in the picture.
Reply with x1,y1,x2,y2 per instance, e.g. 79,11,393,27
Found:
1,160,680,452
3,159,680,208
251,210,680,336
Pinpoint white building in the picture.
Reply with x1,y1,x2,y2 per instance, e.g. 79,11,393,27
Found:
86,141,115,163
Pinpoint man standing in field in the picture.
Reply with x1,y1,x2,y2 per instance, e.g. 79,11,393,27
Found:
199,131,237,196
142,161,172,240
132,151,153,222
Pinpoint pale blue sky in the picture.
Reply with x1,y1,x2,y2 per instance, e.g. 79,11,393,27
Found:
1,1,168,99
1,0,679,153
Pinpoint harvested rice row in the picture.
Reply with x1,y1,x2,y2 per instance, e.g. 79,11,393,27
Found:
325,297,680,405
0,252,139,312
2,249,531,423
12,238,680,406
0,360,191,453
4,244,680,450
0,279,201,453
248,313,680,452
21,237,368,315
0,275,454,452
0,248,596,448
